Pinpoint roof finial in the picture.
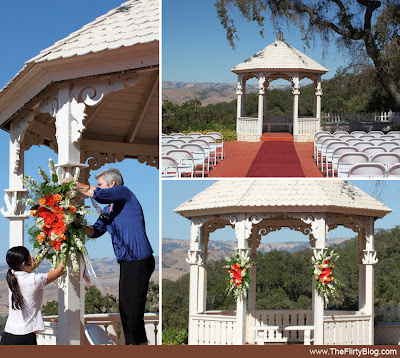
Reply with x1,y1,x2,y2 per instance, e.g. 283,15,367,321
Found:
275,30,285,42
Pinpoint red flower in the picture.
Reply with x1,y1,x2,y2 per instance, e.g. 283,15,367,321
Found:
53,221,67,235
45,194,56,207
51,240,62,251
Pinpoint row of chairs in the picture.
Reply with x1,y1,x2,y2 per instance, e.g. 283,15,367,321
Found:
336,152,400,178
347,163,400,178
314,130,400,176
162,132,224,162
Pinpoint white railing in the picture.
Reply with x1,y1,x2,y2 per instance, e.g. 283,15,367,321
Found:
298,117,320,135
323,313,371,345
249,310,313,343
322,111,393,123
190,313,236,345
375,302,400,345
237,116,258,135
38,312,160,345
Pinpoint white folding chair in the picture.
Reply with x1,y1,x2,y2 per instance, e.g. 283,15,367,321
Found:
166,149,195,177
346,139,361,146
181,143,207,177
315,135,335,166
368,131,384,137
348,163,386,178
323,141,347,176
388,131,400,135
333,131,349,136
362,146,387,159
330,147,359,177
188,132,203,138
370,152,400,170
387,164,400,177
353,141,372,151
162,136,171,144
198,135,218,165
359,135,375,141
370,138,385,146
162,156,179,178
350,131,367,138
313,132,332,160
167,139,185,147
162,144,179,155
389,146,400,156
189,139,213,168
207,132,224,161
170,133,186,137
337,152,369,178
320,138,340,170
379,142,400,151
84,324,116,345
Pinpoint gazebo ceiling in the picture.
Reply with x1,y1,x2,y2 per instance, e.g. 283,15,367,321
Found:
0,0,159,157
231,40,329,75
174,180,391,218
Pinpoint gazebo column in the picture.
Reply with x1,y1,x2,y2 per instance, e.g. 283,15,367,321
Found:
311,214,327,345
292,75,300,139
314,76,322,132
1,115,34,248
248,229,259,344
197,225,209,313
257,76,265,137
236,75,244,119
52,84,87,345
187,219,203,345
359,218,376,344
233,215,252,345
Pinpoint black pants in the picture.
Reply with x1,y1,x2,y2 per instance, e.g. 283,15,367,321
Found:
119,255,155,345
0,332,37,345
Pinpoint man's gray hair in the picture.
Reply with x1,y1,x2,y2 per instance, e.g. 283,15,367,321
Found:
95,168,124,186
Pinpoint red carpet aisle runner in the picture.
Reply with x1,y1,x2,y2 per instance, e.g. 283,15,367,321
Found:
246,141,305,177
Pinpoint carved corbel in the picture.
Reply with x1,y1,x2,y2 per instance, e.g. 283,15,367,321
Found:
137,155,159,169
186,250,201,265
10,112,35,174
85,152,125,170
362,250,378,265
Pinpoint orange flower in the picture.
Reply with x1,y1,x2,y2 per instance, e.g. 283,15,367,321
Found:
30,210,38,217
319,279,323,282
37,234,46,243
39,197,46,206
69,206,77,213
51,240,62,251
53,193,62,202
230,279,233,284
331,277,335,281
332,265,335,268
315,276,319,280
318,264,322,268
231,265,235,270
58,234,66,241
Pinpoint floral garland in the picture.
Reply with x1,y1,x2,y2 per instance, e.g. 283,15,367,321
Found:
311,249,340,305
23,159,93,274
224,252,253,299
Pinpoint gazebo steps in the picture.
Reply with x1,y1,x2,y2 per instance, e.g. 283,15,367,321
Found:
261,133,294,141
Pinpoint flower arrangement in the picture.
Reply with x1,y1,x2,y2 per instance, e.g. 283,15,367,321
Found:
311,249,340,305
224,252,253,299
23,159,92,274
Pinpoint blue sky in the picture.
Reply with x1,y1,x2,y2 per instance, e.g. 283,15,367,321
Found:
163,180,400,244
0,1,159,261
162,0,347,85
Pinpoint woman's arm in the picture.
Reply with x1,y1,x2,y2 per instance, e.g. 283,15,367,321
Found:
45,261,65,285
76,183,96,198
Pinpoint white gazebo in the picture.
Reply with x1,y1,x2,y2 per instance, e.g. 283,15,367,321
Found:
232,38,328,142
175,180,391,345
0,0,159,344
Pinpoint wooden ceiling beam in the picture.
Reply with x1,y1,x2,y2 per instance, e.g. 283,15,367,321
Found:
82,139,158,157
125,70,158,143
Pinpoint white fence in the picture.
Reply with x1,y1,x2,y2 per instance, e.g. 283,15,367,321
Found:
375,302,400,345
37,312,160,345
190,313,236,345
322,111,393,123
298,117,320,136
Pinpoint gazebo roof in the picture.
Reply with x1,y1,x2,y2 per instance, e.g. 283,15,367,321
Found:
0,0,159,129
231,40,329,74
175,180,391,218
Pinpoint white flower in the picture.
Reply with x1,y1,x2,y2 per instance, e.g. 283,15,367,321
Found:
241,271,246,277
36,218,45,230
63,212,75,225
48,158,56,176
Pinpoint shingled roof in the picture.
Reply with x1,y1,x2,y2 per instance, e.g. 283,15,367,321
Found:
231,40,328,74
175,180,391,218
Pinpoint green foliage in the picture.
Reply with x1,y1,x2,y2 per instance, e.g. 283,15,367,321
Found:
145,280,160,313
162,328,188,345
42,300,59,316
214,0,400,108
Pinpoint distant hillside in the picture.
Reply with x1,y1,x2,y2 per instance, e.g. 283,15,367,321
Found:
162,81,292,106
0,257,159,316
162,238,350,281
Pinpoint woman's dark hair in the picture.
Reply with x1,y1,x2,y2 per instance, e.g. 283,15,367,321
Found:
6,246,30,310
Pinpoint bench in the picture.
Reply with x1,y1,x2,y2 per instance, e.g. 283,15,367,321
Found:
249,325,314,345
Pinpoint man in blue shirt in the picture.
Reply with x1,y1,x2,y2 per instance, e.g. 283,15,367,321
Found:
75,168,155,345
